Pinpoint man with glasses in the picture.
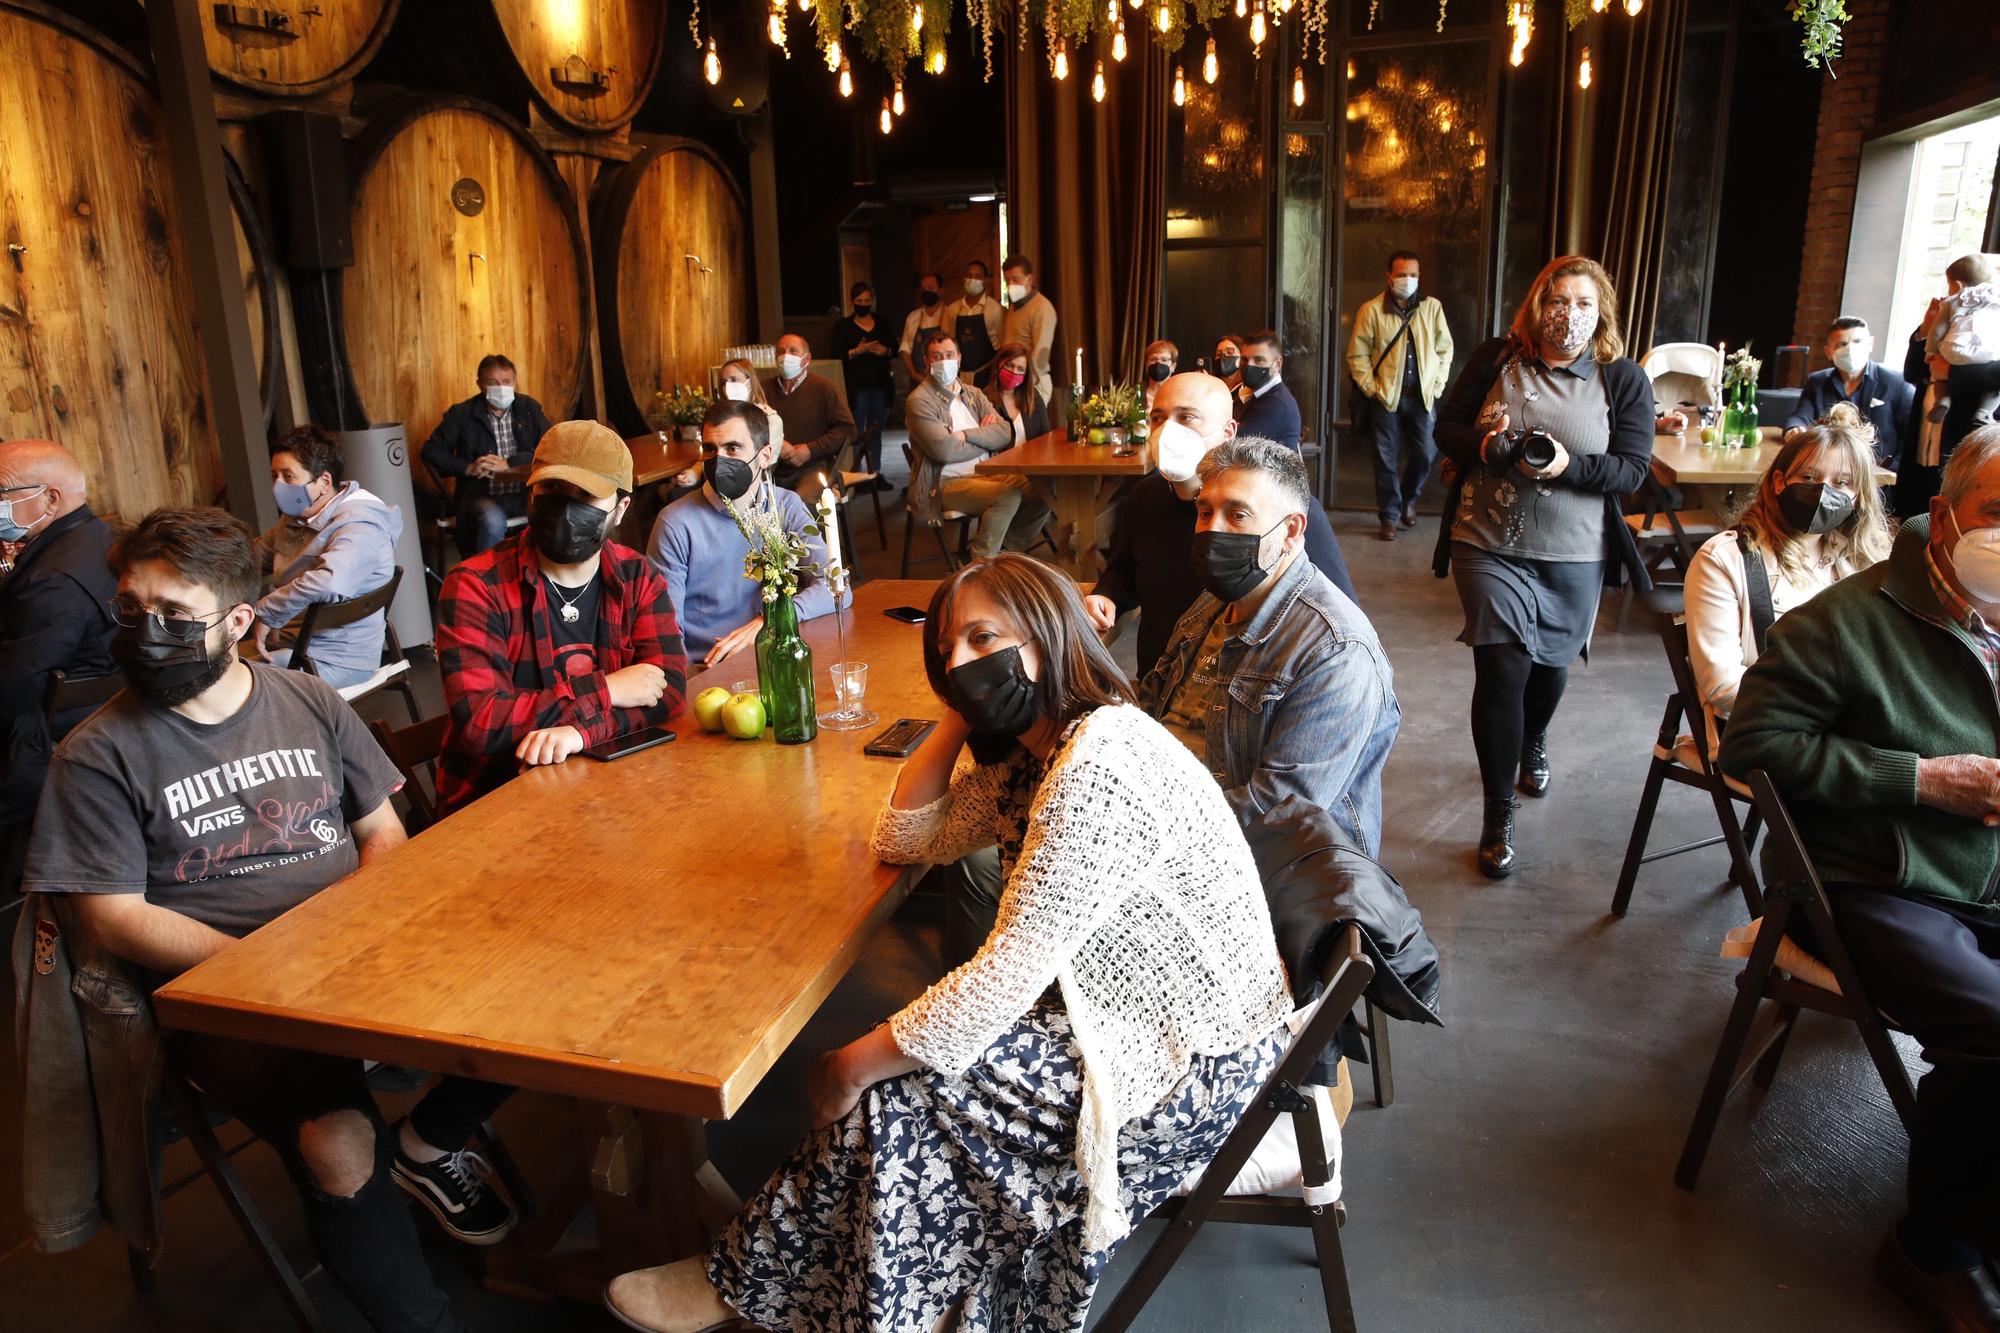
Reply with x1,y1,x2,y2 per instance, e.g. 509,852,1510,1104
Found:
0,438,116,899
23,506,513,1333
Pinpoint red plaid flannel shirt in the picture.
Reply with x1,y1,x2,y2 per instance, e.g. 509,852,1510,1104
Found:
436,531,687,813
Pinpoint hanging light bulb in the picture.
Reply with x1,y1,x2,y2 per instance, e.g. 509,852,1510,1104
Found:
1173,64,1186,106
704,37,721,85
880,97,893,134
1577,44,1592,88
1113,20,1128,61
1278,0,1293,13
1131,0,1144,8
1591,0,1608,9
1506,0,1532,66
928,46,946,74
1345,57,1355,80
1624,0,1643,13
1092,60,1106,102
1053,39,1069,81
893,77,906,115
1107,0,1118,19
1235,0,1247,16
1250,0,1267,50
1203,35,1218,83
798,0,810,9
838,56,853,97
1292,64,1305,107
824,37,842,73
768,2,785,46
1156,1,1173,34
910,3,923,34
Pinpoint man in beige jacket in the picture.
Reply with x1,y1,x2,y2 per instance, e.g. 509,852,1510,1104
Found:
1347,251,1454,541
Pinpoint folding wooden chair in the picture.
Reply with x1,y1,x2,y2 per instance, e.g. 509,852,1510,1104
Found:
1673,769,1920,1190
1092,924,1376,1333
832,442,888,553
368,715,450,833
1351,996,1395,1109
899,443,975,577
286,567,421,723
1616,472,1724,630
1611,592,1762,919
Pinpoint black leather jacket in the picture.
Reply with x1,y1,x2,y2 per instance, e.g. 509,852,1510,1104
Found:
419,393,554,498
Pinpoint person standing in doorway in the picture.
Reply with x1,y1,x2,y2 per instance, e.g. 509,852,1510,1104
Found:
1349,251,1454,541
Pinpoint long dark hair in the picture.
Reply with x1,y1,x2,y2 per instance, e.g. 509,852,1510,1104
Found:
991,340,1043,419
923,554,1130,723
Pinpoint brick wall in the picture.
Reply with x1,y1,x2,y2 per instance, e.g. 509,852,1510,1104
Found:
1790,0,1894,365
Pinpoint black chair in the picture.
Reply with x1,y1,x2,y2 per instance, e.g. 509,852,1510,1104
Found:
368,715,449,833
1091,924,1375,1333
286,567,420,722
42,668,124,720
1616,473,1725,630
1673,769,1920,1190
832,442,888,553
1611,592,1763,919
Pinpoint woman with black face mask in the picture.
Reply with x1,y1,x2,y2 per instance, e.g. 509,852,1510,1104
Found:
831,282,893,482
605,553,1296,1333
1683,418,1891,753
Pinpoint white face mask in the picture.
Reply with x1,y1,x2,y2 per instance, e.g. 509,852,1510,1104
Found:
779,353,806,380
1154,419,1213,483
1390,276,1419,300
484,384,515,411
1944,505,2000,604
1006,281,1030,305
1831,340,1871,376
964,278,986,297
931,358,960,388
722,379,752,402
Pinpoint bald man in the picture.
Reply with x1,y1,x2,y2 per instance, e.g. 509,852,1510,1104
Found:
1087,372,1355,675
1,439,118,881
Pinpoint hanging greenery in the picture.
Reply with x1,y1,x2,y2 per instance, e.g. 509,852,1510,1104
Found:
1790,0,1851,70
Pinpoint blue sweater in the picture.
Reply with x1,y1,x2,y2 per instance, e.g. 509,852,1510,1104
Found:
647,483,848,660
1783,362,1911,466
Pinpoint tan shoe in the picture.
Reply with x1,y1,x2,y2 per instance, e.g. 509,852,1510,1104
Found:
604,1257,745,1333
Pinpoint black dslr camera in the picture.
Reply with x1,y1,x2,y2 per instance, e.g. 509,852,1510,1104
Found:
1486,427,1559,472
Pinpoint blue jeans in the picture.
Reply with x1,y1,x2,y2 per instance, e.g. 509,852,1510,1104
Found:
262,647,376,688
455,492,525,559
850,387,889,475
1368,395,1436,522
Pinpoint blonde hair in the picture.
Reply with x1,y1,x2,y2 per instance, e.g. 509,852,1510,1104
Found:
1733,423,1891,582
1508,255,1625,365
720,358,772,408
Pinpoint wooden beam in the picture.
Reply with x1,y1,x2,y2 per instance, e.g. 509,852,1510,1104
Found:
147,0,273,530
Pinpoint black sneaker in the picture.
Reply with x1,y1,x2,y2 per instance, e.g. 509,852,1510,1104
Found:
390,1124,517,1246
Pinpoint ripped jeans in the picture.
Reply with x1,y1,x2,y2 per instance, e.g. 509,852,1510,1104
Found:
168,1033,508,1333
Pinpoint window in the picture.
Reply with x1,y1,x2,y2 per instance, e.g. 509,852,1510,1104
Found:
1885,114,2000,355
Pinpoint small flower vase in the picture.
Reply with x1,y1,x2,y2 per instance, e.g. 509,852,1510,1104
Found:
645,392,675,435
676,423,701,443
756,591,818,745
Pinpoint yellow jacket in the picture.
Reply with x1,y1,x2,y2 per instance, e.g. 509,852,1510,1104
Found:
1346,292,1453,414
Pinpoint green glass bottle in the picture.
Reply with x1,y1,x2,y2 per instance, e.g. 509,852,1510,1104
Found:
1720,378,1745,449
757,591,818,745
1740,376,1760,447
1067,380,1084,442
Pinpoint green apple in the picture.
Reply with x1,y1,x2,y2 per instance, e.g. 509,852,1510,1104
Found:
1700,425,1720,445
692,686,732,732
720,691,767,740
1086,427,1108,445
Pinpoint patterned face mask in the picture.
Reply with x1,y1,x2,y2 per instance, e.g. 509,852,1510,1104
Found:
1538,301,1598,357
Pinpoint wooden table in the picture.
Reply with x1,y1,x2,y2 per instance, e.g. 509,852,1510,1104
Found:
497,434,701,489
155,580,942,1298
1652,429,1897,508
975,429,1154,579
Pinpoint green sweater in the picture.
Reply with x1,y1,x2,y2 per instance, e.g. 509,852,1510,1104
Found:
1720,516,2000,914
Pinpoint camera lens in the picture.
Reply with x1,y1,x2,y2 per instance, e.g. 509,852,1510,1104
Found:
1520,432,1557,471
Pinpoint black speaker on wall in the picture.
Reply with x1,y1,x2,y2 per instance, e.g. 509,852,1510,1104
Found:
254,110,353,269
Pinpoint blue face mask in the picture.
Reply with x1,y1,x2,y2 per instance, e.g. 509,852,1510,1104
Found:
273,479,318,517
0,485,49,542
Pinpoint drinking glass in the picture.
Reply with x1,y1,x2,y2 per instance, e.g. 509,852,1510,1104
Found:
818,660,877,731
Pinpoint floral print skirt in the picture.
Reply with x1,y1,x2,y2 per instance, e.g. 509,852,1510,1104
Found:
707,1005,1287,1333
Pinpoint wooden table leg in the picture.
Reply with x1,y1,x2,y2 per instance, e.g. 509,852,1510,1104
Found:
1032,476,1111,581
482,1100,741,1305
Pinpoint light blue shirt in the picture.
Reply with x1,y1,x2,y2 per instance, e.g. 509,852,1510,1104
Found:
647,481,848,660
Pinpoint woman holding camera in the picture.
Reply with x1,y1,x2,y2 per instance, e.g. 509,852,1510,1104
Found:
1433,255,1656,878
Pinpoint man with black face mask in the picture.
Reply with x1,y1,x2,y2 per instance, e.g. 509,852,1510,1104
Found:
435,420,687,814
1136,439,1400,850
22,506,511,1331
648,400,849,668
1233,329,1304,453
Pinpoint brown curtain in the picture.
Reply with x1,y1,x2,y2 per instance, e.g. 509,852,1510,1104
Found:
1005,41,1169,400
1592,0,1688,356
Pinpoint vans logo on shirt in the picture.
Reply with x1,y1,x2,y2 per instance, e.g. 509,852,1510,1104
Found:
179,806,247,837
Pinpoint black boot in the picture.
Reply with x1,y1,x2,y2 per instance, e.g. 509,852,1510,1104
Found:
1479,797,1518,879
1518,733,1551,798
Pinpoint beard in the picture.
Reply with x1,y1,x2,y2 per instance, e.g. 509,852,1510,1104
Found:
128,641,235,710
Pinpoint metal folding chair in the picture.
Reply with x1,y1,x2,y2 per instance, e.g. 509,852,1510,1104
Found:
1674,770,1920,1190
1611,592,1763,919
1092,924,1376,1333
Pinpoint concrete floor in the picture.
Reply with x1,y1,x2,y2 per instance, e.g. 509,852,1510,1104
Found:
0,439,1924,1330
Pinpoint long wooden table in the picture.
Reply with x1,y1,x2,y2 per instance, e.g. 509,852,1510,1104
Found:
155,580,942,1295
497,434,701,489
975,429,1154,579
1652,428,1898,502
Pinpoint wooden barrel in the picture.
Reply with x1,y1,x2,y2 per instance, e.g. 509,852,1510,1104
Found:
490,0,664,135
198,0,400,98
227,154,281,427
0,1,267,520
341,97,589,456
594,141,751,434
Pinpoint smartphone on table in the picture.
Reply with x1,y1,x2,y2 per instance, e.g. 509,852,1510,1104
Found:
581,726,677,762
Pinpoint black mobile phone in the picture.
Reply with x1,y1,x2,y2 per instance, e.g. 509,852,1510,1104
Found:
884,605,927,624
864,718,937,758
581,726,677,762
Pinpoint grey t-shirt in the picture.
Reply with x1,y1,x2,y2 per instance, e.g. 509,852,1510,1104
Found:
23,664,404,937
1452,352,1612,561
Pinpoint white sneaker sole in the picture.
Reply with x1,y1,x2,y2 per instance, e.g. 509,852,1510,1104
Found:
390,1164,517,1247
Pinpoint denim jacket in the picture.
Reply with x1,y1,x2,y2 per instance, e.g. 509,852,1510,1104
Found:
1139,551,1401,855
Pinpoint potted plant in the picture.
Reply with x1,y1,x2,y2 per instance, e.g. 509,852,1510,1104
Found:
1076,382,1144,447
647,384,713,441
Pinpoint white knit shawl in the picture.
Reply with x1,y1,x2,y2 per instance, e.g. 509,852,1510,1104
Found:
877,704,1293,1253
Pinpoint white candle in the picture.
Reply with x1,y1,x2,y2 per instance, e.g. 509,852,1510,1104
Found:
816,479,843,589
1075,346,1084,386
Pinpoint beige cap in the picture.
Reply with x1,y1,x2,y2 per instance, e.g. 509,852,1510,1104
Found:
528,420,632,498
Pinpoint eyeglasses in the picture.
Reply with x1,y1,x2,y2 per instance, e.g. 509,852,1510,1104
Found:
108,598,239,640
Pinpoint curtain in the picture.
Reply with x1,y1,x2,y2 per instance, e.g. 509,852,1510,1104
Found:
1592,0,1688,356
1005,41,1169,399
